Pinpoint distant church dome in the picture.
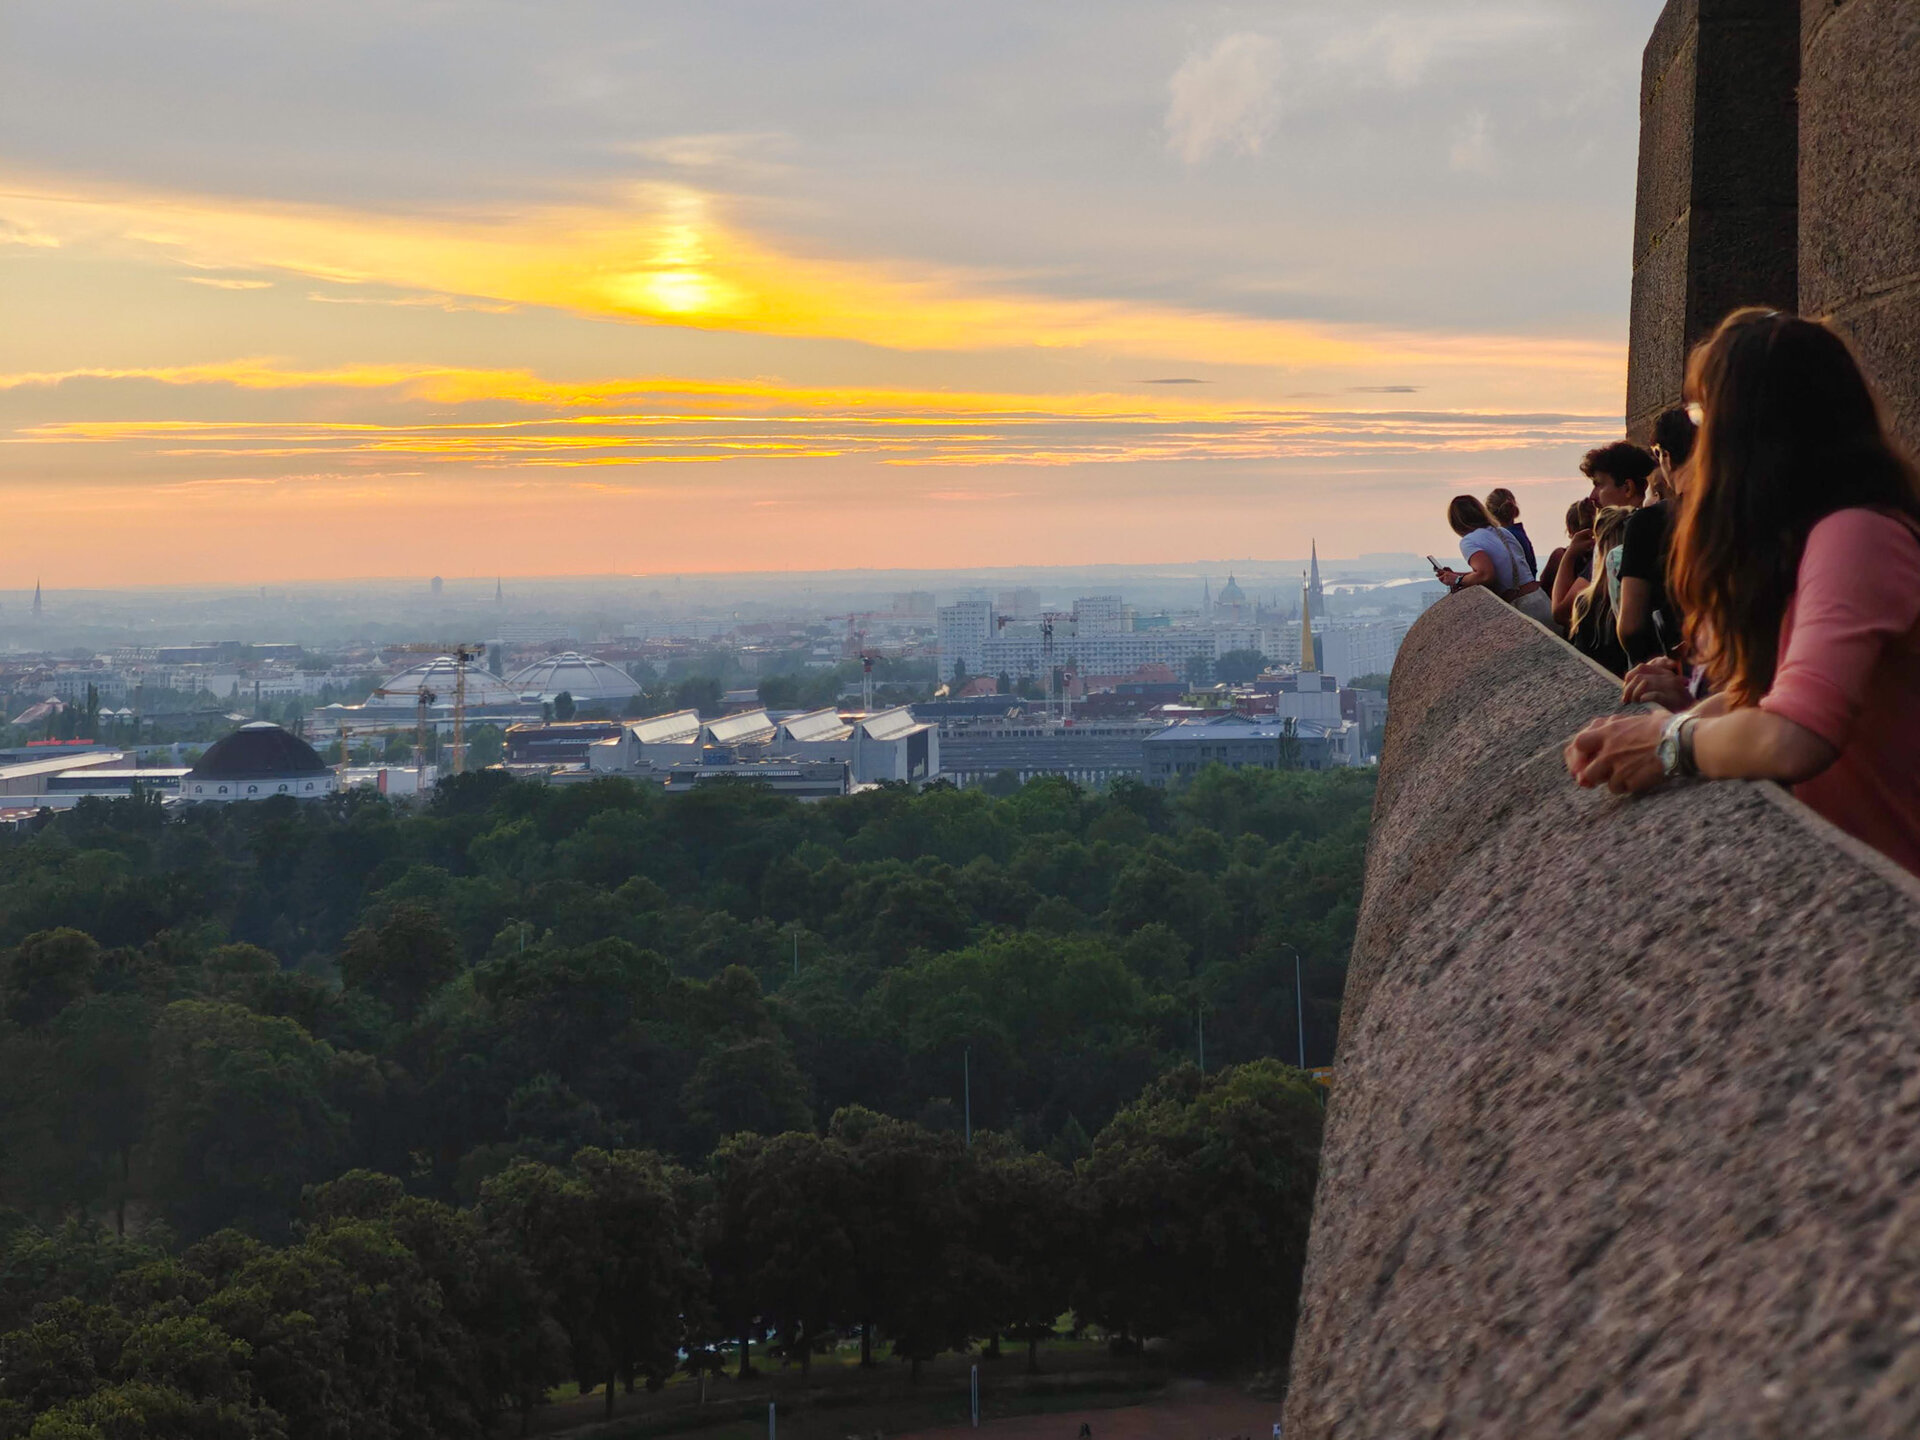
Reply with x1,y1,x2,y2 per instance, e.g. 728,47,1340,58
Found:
503,651,643,703
185,723,337,802
1219,574,1247,605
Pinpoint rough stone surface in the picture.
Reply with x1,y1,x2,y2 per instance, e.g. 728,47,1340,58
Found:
1800,0,1920,448
1285,589,1920,1440
1626,0,1799,441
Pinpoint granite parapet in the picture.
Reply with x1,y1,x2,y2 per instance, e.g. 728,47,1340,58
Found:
1286,588,1920,1439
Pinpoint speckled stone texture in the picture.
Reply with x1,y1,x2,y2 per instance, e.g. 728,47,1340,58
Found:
1626,0,1799,442
1801,0,1920,448
1284,589,1920,1440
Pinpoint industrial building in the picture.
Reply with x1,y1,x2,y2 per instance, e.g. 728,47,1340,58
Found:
1142,712,1364,785
937,719,1164,790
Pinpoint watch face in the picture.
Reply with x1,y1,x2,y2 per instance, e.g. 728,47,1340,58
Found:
1657,735,1679,775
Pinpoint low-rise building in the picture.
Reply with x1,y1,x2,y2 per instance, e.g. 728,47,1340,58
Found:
1142,712,1363,786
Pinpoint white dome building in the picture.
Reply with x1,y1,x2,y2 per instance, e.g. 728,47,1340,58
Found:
504,652,644,704
368,656,523,711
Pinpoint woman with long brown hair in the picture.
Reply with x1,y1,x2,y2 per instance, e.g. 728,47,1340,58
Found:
1566,308,1920,876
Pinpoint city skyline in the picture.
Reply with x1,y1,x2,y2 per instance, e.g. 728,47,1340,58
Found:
1,2,1664,584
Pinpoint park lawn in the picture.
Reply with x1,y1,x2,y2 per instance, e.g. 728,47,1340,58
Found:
527,1338,1169,1440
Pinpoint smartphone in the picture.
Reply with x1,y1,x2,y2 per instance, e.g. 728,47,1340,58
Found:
1652,611,1676,658
1426,556,1443,573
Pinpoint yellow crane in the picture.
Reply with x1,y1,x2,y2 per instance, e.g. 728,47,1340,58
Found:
374,642,487,783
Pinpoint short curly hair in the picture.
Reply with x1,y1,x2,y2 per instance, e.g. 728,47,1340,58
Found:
1580,441,1656,489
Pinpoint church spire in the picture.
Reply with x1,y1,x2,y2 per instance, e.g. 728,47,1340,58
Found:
495,576,503,603
1299,572,1316,672
1308,540,1324,612
31,579,41,619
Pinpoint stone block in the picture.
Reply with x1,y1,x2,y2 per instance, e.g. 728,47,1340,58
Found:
1829,290,1920,451
1287,589,1920,1439
1800,0,1920,407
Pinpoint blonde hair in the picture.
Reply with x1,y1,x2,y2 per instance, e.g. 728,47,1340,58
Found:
1485,488,1520,525
1568,505,1634,637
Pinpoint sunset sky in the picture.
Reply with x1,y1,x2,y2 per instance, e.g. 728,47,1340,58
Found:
1,1,1665,584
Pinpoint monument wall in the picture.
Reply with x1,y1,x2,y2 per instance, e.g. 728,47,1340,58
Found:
1283,590,1920,1437
1625,0,1799,442
1800,0,1920,446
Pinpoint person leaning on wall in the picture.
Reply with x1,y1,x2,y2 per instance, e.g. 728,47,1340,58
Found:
1616,405,1700,666
1484,488,1537,576
1565,309,1920,878
1434,494,1555,627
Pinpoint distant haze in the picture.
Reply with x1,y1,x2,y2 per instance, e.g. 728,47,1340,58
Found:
0,1,1663,583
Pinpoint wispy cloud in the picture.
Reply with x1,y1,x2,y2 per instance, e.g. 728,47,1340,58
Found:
183,275,273,289
1166,33,1284,164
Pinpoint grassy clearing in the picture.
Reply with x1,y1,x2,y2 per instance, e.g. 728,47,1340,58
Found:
524,1339,1172,1440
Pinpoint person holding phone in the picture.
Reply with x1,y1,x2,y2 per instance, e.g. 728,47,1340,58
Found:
1434,495,1555,625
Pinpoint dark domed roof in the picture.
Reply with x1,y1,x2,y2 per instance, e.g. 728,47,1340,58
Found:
191,722,329,781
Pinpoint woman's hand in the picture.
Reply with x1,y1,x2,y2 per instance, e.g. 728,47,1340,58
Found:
1622,657,1690,709
1565,710,1671,794
1436,567,1460,589
1565,528,1596,556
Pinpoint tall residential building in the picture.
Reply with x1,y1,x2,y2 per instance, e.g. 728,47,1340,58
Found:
937,600,996,678
1072,595,1129,635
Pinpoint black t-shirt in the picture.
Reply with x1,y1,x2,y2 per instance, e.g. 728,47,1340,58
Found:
1618,501,1677,663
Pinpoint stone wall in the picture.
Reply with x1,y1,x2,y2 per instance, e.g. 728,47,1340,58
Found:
1283,589,1920,1438
1625,0,1799,441
1800,0,1920,448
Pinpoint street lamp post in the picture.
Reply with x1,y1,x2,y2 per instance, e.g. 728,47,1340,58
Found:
1280,943,1306,1069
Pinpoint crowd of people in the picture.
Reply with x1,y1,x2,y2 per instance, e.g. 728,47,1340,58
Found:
1439,308,1920,879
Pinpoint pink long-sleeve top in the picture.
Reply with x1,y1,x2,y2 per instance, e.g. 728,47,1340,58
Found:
1758,507,1920,877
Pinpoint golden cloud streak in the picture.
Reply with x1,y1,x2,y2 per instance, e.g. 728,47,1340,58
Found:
0,177,1623,383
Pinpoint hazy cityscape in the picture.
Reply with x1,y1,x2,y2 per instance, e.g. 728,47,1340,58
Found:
0,549,1436,808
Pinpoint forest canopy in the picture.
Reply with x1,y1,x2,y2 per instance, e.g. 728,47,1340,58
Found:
0,766,1372,1438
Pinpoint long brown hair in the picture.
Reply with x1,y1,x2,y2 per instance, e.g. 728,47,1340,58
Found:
1568,504,1634,639
1670,309,1920,705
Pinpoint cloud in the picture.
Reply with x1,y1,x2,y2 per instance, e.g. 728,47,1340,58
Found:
0,219,60,249
1349,385,1422,393
183,276,273,289
1141,378,1208,385
0,178,1624,386
1449,111,1498,175
1166,33,1284,164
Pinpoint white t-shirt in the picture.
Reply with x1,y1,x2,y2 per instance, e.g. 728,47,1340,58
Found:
1459,526,1534,591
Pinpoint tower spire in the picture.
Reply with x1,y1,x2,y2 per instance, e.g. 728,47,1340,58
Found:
1299,572,1316,672
1308,541,1324,612
31,579,41,619
495,576,503,603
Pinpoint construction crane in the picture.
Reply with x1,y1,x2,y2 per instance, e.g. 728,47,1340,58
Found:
374,642,485,784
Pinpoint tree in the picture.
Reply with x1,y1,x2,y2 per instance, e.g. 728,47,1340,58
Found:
465,724,506,768
1348,672,1391,695
831,1109,973,1379
142,1002,358,1238
672,677,725,718
1214,649,1269,685
681,1038,813,1153
704,1132,856,1378
1076,1061,1324,1361
480,1150,702,1421
964,1142,1077,1369
3,929,101,1029
338,904,461,1020
1183,654,1214,686
553,691,576,722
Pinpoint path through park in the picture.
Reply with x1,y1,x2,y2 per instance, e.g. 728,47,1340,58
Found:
897,1381,1282,1440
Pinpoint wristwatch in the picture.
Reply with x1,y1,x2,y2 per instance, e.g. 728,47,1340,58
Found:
1656,712,1699,780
